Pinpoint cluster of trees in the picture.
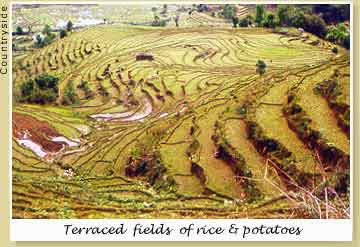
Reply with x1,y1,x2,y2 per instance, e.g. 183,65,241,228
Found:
18,74,59,104
59,21,73,39
34,20,73,48
34,24,55,48
227,4,350,49
17,74,82,105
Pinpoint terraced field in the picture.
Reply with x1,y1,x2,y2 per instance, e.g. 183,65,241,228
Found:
12,21,350,219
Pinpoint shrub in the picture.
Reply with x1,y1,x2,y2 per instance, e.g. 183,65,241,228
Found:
16,26,23,35
42,24,51,35
256,60,266,75
66,20,73,32
232,16,239,28
59,29,67,38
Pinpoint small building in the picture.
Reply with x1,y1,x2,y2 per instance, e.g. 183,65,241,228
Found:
136,53,154,61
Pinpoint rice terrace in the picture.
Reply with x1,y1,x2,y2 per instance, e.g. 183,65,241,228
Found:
11,3,351,219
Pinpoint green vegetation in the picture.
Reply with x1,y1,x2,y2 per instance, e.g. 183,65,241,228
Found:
222,4,235,19
11,4,350,219
255,5,265,26
59,29,67,38
62,81,79,105
256,60,266,75
16,26,23,34
18,74,59,104
66,20,73,32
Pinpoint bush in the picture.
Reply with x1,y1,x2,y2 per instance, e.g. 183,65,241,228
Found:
66,20,73,32
232,16,239,27
256,60,266,75
16,26,23,35
59,29,67,38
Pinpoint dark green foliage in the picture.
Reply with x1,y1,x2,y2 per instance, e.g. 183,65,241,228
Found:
326,23,350,49
277,5,291,26
291,9,306,28
34,32,55,48
18,74,59,104
239,15,254,27
66,20,73,32
222,4,235,19
256,60,266,75
152,15,166,27
232,16,239,28
263,13,276,28
16,26,23,35
42,24,51,35
312,4,350,24
59,29,67,38
255,5,265,26
62,81,79,105
303,14,327,38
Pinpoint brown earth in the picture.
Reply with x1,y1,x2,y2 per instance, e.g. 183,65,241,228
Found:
12,112,63,153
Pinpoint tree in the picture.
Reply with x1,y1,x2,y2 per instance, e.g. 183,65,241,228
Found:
223,4,235,19
42,24,51,35
66,20,73,32
62,81,79,105
264,13,275,28
35,34,44,48
304,14,327,38
232,16,239,28
59,29,67,38
312,4,350,24
277,5,290,26
239,15,254,27
256,60,266,75
16,26,23,34
255,5,265,26
326,23,349,45
291,9,306,28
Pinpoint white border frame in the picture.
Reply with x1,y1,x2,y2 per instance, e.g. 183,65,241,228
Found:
9,0,353,241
